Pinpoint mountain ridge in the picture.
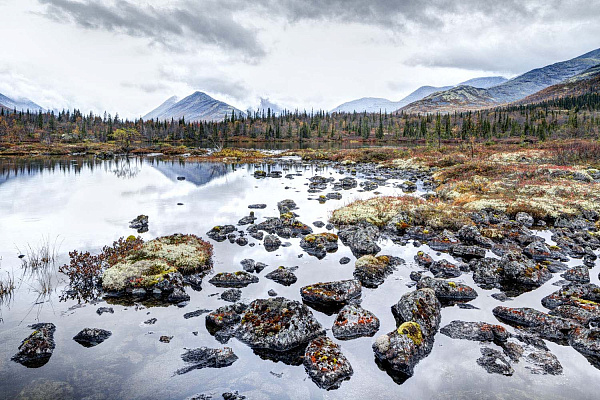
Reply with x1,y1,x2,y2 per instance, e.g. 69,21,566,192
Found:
143,91,245,122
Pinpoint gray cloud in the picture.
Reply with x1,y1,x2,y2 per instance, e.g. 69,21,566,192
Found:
37,0,265,59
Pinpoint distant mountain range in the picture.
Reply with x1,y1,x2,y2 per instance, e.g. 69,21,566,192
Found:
0,92,43,112
332,76,507,113
398,48,600,114
143,91,245,122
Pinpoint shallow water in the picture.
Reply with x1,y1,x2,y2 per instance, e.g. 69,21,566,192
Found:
0,156,599,400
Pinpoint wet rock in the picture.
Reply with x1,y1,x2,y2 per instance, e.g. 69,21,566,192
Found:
332,304,380,340
207,225,237,242
265,267,298,286
268,289,277,297
313,221,325,228
491,293,511,302
303,337,353,390
209,272,258,288
206,303,248,343
416,276,478,303
221,289,242,303
550,304,600,326
409,271,423,282
569,327,600,357
236,297,325,351
515,212,534,228
339,177,357,189
183,309,211,319
254,170,267,178
353,255,403,288
183,273,203,290
73,328,112,347
222,391,246,400
269,171,282,178
477,347,513,375
440,321,509,342
470,258,503,289
175,347,238,375
523,241,562,262
235,237,248,246
240,259,267,273
12,323,56,368
168,287,191,303
327,192,342,200
300,233,339,259
492,306,577,341
96,307,114,316
541,283,600,309
338,224,380,258
160,335,173,343
248,204,267,209
339,257,351,265
238,212,257,226
561,266,590,283
264,235,282,252
277,199,298,214
300,279,361,310
430,259,462,279
501,252,552,287
374,289,441,378
450,245,486,260
129,215,148,233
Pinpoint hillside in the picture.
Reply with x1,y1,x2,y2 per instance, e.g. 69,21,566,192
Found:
0,92,43,112
143,91,245,122
398,85,497,114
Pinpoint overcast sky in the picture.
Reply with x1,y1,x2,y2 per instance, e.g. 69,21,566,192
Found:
1,0,599,118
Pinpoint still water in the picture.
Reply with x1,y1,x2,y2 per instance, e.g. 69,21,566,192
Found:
0,156,598,399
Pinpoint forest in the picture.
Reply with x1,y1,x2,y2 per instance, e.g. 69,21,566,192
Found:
0,91,599,147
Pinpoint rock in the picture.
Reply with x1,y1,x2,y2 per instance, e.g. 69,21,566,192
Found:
209,272,259,288
332,304,380,340
470,258,503,289
254,170,267,178
264,235,282,252
457,225,493,248
277,199,298,214
430,259,462,278
248,204,267,209
144,318,157,324
240,259,267,273
414,251,433,268
236,297,325,352
303,337,353,390
491,293,511,302
299,233,339,259
265,267,298,286
300,280,361,310
492,306,577,341
207,225,236,242
416,276,478,303
501,252,552,287
206,303,248,341
129,215,148,233
73,328,112,347
541,283,600,309
12,323,56,368
440,321,509,342
450,245,486,260
353,255,403,288
374,289,441,378
515,212,534,228
168,287,191,303
238,212,257,226
523,241,559,262
427,230,460,252
222,391,246,400
569,327,600,357
313,221,325,228
175,347,238,375
221,288,242,303
549,304,600,326
561,266,590,283
477,347,513,375
183,273,204,289
160,335,173,343
183,309,211,319
339,257,351,265
268,289,277,296
96,307,114,315
338,224,380,258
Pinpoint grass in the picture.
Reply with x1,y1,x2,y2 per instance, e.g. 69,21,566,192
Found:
17,236,60,273
0,270,15,303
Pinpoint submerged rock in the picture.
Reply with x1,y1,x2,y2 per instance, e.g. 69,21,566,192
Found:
353,255,403,288
299,233,339,259
236,297,325,352
332,304,380,340
440,321,509,342
300,280,361,310
96,307,114,316
12,323,56,368
477,347,513,375
303,337,353,390
73,328,112,347
416,276,478,303
175,347,238,375
265,267,298,286
209,272,259,288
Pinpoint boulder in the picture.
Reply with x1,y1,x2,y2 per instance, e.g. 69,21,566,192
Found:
430,259,462,279
416,276,478,303
208,272,259,288
12,323,56,368
73,328,112,347
332,305,380,340
353,255,403,288
338,224,381,258
492,306,577,341
303,337,353,390
299,233,339,259
265,267,297,286
300,280,361,309
175,347,238,375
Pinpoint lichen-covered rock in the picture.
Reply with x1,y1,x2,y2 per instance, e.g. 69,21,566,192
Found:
541,283,600,309
549,304,600,326
332,305,380,340
207,225,236,242
208,272,259,288
515,212,535,228
206,303,248,343
300,280,361,309
338,224,381,258
240,259,267,273
440,321,509,342
303,337,353,390
469,258,504,289
353,255,403,288
374,289,441,378
569,327,600,357
73,328,112,347
265,267,297,286
175,347,238,375
450,245,486,260
458,225,493,248
12,323,56,368
429,259,462,278
236,297,325,351
300,233,339,259
277,199,298,214
561,266,590,284
264,234,282,252
414,251,433,268
427,230,459,252
129,215,148,233
416,276,478,303
501,252,552,287
221,288,242,303
477,347,513,375
492,306,578,341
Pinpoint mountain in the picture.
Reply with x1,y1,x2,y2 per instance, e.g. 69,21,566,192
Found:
143,96,179,120
458,76,507,89
399,85,498,114
143,91,245,122
514,64,600,105
153,161,230,186
258,98,284,116
398,48,600,113
0,92,43,112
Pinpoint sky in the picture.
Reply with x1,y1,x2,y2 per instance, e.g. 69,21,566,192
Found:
0,0,599,118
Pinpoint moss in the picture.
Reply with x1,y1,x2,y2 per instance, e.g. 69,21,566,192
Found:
397,321,423,346
448,281,456,288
